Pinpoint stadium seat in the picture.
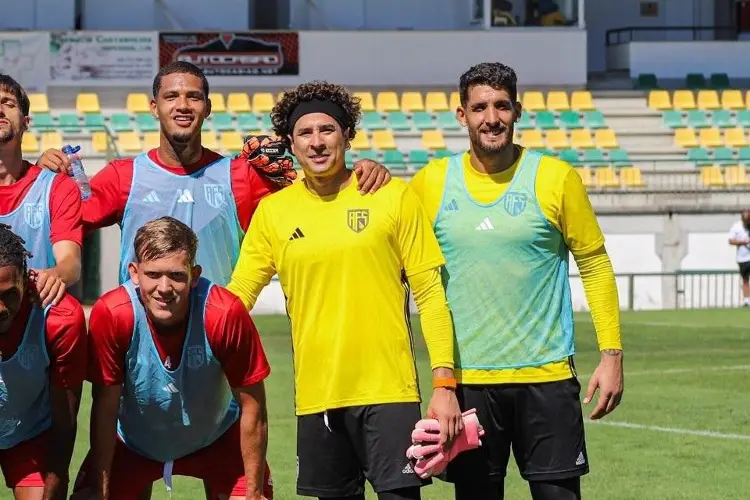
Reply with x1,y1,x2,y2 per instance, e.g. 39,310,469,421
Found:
30,113,54,131
237,113,259,132
520,130,545,149
425,92,449,112
372,130,397,149
581,148,606,166
686,110,709,129
697,90,720,110
59,114,80,132
574,166,593,187
546,129,569,150
712,109,734,128
713,147,735,163
635,73,658,90
421,130,445,150
76,93,100,114
725,128,748,148
354,92,375,112
558,149,579,164
517,113,534,130
522,91,546,112
219,131,243,152
535,111,557,130
357,150,379,162
559,111,583,129
546,91,569,111
700,165,724,186
201,131,218,150
594,129,618,149
648,90,671,110
737,110,750,128
126,93,151,114
675,128,699,148
710,73,730,90
570,129,594,149
92,132,108,153
672,90,696,110
409,149,430,166
687,147,711,165
583,111,606,129
720,90,745,110
662,110,684,129
685,73,707,90
360,111,384,130
135,113,158,132
211,113,234,132
118,132,142,153
725,165,749,186
209,93,226,113
386,112,411,131
21,133,39,153
28,93,49,114
252,93,275,114
570,91,595,111
349,131,370,150
609,149,631,167
227,93,251,113
449,92,461,110
83,113,105,130
259,114,273,132
143,131,160,149
376,92,400,113
383,150,406,169
620,166,645,187
594,166,619,187
400,92,424,112
699,128,723,148
412,112,434,131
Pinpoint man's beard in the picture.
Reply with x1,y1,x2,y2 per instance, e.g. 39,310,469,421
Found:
0,128,16,143
469,127,512,154
170,131,193,144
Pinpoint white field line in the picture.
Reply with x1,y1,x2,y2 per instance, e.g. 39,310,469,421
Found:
587,420,750,441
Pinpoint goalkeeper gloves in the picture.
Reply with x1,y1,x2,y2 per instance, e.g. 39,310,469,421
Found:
237,134,297,188
405,408,485,479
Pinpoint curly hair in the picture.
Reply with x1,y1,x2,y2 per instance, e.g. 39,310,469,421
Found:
459,62,518,106
271,81,361,148
0,223,31,279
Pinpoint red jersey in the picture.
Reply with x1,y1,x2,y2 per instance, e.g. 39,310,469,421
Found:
87,284,270,388
0,162,83,247
0,292,87,388
82,149,279,235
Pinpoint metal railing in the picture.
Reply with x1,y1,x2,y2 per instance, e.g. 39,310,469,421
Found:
606,26,740,46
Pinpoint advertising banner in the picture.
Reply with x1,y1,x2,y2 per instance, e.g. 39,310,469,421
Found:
0,32,50,92
49,31,159,85
158,32,299,77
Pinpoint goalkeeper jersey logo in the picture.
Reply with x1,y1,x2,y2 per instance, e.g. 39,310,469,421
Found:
347,209,369,233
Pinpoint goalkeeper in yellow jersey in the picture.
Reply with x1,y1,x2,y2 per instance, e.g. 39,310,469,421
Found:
409,62,624,500
227,81,462,500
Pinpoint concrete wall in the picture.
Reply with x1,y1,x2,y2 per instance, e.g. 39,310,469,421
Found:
82,0,250,30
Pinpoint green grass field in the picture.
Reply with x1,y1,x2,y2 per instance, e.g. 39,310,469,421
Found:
19,309,750,500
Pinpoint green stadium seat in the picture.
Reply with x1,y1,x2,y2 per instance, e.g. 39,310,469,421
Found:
260,114,273,132
608,148,631,166
83,113,105,130
517,112,534,130
211,113,234,132
412,112,435,131
634,73,658,90
109,113,132,132
713,147,735,163
686,73,707,90
31,113,55,130
582,149,606,166
687,147,711,165
361,112,385,130
662,110,684,129
408,149,430,166
738,147,750,165
534,148,555,156
710,73,730,90
712,109,734,128
436,112,460,131
558,149,579,164
737,110,750,128
535,111,557,130
583,111,606,129
357,150,379,161
559,111,582,129
433,149,454,159
386,112,411,131
686,110,709,129
237,113,259,131
135,113,158,132
383,150,406,169
58,113,80,132
345,151,355,164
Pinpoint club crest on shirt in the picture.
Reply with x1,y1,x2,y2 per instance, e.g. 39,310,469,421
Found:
23,203,44,229
17,345,39,370
204,184,226,209
503,192,527,217
347,209,369,233
186,346,205,369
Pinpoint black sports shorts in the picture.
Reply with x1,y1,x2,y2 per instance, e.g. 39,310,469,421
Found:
739,261,750,282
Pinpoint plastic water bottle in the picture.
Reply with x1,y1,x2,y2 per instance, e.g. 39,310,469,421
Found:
62,144,91,200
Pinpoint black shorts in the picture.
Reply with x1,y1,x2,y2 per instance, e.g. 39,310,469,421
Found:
739,261,750,282
296,402,429,497
445,378,589,484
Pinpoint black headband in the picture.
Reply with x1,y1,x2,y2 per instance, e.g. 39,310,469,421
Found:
288,98,348,132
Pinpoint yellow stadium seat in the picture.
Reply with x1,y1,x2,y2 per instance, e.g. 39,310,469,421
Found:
376,92,400,113
672,90,696,110
251,93,275,114
208,93,226,113
118,132,142,153
595,166,619,188
545,129,569,150
700,166,724,186
648,90,672,110
520,130,545,149
594,129,619,149
421,130,445,150
21,133,39,153
574,167,593,188
721,90,744,110
92,132,108,153
220,132,243,152
28,93,49,114
143,131,160,149
570,129,594,149
570,91,595,111
724,127,748,148
449,92,461,110
354,92,375,112
425,92,449,112
699,128,723,148
349,131,370,150
696,90,720,110
76,93,100,114
227,93,251,113
620,166,645,187
546,91,569,111
202,131,218,150
126,93,150,114
725,165,749,186
674,128,698,148
40,132,62,151
400,92,424,113
522,91,546,112
746,90,750,109
372,130,397,150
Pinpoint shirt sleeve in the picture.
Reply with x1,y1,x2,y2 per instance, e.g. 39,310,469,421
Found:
396,184,446,277
45,297,88,388
87,299,130,386
231,159,282,232
207,290,271,388
728,222,744,240
576,248,622,351
48,174,83,247
558,168,606,257
226,199,277,310
83,160,130,235
409,268,454,369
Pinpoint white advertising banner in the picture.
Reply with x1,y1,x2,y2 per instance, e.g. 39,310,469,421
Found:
0,32,50,92
49,31,159,85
